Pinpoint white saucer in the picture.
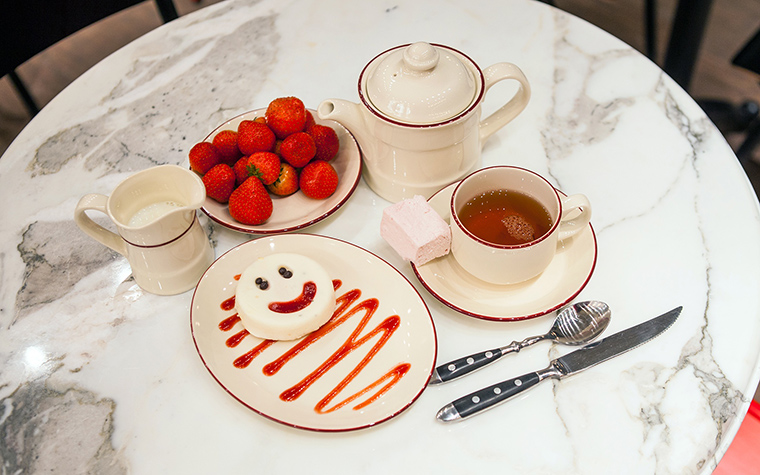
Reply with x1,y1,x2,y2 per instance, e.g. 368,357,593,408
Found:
411,182,597,321
191,234,437,431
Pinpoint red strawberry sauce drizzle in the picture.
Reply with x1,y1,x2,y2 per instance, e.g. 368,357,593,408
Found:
216,278,411,413
218,274,242,314
221,296,236,312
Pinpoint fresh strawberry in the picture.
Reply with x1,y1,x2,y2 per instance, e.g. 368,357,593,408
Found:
299,160,339,199
280,132,316,168
246,152,281,185
237,120,255,135
228,176,273,225
266,97,307,139
233,156,250,187
189,142,221,175
238,120,276,155
307,124,340,161
267,162,299,196
254,116,267,124
212,130,242,165
303,110,316,131
202,164,236,203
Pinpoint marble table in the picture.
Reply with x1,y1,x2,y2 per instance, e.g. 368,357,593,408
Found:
2,0,760,473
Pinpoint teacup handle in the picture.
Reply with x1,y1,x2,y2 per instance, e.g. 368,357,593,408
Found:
74,194,128,257
479,62,531,144
558,194,592,241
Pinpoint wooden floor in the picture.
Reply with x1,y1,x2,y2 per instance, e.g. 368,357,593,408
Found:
1,0,759,402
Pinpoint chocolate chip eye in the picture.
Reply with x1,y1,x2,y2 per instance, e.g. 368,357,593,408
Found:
278,267,293,279
255,277,269,290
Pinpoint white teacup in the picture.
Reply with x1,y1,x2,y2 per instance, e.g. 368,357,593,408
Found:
74,165,215,295
450,166,591,285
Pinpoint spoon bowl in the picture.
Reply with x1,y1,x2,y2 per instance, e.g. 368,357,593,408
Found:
428,300,611,384
551,300,611,345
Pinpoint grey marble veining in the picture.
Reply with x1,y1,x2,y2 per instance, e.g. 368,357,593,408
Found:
1,382,127,474
30,9,279,178
14,220,119,322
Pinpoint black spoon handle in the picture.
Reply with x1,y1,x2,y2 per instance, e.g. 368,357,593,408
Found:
428,334,548,384
429,347,508,384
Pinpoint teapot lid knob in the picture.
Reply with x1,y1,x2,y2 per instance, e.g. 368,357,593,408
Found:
403,42,440,72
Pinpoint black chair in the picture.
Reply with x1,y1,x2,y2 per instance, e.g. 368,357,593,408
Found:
696,27,760,162
731,28,760,160
648,0,760,162
1,0,179,116
546,0,760,162
541,0,660,62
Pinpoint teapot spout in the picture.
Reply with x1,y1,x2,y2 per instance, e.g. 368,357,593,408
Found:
318,99,369,151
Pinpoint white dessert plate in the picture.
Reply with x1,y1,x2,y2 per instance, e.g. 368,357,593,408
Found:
191,234,437,432
199,109,362,234
411,182,597,321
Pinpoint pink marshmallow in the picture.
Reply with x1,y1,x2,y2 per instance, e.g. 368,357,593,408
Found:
381,195,451,266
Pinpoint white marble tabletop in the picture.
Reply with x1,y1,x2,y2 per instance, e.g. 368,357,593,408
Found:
2,0,760,473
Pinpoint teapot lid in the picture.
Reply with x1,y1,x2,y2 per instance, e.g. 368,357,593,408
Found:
362,42,479,124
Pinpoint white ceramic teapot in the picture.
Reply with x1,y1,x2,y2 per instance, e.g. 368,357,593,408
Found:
318,42,530,202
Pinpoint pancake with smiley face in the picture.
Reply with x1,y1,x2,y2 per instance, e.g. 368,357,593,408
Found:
235,253,336,341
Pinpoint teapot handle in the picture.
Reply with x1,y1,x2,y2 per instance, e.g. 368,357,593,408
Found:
479,63,531,144
74,193,128,257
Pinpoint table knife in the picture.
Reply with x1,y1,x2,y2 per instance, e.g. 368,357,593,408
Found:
436,306,682,422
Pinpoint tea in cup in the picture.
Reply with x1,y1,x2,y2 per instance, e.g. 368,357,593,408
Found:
450,166,591,285
74,165,215,295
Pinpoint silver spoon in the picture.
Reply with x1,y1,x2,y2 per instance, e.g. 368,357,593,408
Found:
428,300,611,385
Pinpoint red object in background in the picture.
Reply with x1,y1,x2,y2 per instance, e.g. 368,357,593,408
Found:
713,400,760,474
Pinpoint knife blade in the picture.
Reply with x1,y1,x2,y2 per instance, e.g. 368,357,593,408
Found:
436,306,682,422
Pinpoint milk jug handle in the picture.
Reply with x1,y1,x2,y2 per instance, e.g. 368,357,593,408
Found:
479,63,531,144
74,194,128,257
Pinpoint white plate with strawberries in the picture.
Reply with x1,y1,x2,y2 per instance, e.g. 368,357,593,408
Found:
190,233,437,431
192,101,362,234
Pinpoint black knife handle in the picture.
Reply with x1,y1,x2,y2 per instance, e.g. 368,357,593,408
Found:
450,371,542,419
431,347,506,384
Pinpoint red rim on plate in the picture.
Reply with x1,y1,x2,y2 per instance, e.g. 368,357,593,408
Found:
411,182,598,321
198,109,362,234
190,234,437,432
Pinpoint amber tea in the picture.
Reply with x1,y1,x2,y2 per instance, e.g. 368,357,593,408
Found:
457,189,553,245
